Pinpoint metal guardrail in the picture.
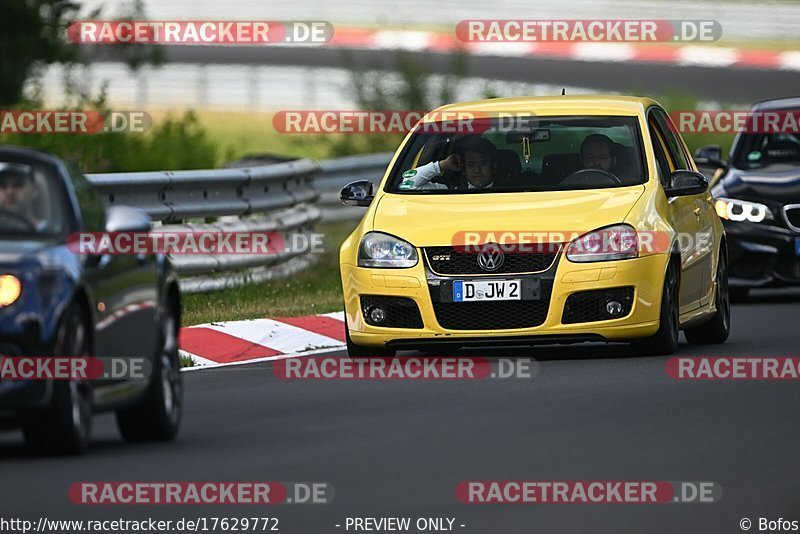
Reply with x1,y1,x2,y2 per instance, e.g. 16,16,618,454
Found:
85,154,393,292
88,159,319,222
87,159,322,293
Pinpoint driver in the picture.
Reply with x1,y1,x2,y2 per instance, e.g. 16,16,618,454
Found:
580,134,616,172
398,137,498,190
0,163,45,230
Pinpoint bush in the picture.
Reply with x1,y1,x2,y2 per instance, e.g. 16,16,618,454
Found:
0,110,218,173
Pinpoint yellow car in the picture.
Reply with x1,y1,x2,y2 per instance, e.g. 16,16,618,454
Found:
339,96,728,356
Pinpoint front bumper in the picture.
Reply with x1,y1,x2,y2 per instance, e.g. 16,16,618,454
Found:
0,338,53,418
723,220,800,288
342,252,668,348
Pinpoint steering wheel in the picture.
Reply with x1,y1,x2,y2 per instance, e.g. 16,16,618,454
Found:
560,168,623,187
0,208,37,232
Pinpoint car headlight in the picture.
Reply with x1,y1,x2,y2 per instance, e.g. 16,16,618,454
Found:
714,198,774,223
566,224,639,263
0,275,22,306
358,232,418,268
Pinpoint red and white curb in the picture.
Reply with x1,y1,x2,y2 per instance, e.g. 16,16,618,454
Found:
178,311,346,369
322,28,800,71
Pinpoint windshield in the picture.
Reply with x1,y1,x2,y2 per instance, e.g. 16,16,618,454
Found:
732,132,800,171
0,159,68,238
386,115,646,194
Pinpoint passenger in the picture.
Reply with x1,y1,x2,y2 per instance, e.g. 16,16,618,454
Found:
398,137,498,190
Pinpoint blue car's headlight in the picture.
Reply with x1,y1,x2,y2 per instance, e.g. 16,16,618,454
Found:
358,232,418,268
714,197,774,223
0,275,21,307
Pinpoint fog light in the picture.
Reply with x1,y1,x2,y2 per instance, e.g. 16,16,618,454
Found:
368,306,386,324
605,300,623,317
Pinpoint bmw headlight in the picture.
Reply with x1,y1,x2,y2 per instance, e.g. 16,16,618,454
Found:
714,198,774,223
358,232,418,268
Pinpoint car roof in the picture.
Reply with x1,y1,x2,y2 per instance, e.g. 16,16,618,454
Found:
750,97,800,112
428,95,659,118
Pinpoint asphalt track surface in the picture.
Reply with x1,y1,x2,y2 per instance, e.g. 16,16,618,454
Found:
84,46,800,103
1,289,799,533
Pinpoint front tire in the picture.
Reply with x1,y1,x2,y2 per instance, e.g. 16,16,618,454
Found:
635,259,679,356
116,303,183,442
23,304,92,455
684,253,731,345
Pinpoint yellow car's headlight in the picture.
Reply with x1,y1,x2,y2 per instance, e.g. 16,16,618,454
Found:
714,197,774,223
0,275,21,307
566,224,639,263
358,232,418,268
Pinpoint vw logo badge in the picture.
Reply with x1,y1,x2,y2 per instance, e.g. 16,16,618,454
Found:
477,243,504,272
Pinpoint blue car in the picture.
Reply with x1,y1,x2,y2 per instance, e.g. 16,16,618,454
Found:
0,146,182,454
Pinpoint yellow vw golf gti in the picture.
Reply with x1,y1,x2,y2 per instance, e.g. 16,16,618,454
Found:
339,96,729,356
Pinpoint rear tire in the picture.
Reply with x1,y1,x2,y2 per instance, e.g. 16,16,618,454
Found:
345,319,396,358
634,259,679,356
684,253,731,345
116,303,182,442
23,304,92,455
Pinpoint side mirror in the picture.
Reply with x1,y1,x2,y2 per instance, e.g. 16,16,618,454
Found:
664,170,708,197
340,180,374,207
694,145,725,168
104,205,151,233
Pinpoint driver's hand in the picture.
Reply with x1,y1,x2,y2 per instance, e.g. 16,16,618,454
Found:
439,154,462,173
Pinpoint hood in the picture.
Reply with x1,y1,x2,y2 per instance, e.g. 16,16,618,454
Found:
372,186,645,247
718,167,800,204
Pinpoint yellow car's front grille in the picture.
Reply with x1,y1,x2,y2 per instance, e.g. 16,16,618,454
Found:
423,246,560,276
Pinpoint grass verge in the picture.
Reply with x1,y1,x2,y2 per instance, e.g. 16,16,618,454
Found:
181,220,358,326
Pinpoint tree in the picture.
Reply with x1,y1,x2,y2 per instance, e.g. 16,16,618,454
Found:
0,0,161,107
0,0,80,105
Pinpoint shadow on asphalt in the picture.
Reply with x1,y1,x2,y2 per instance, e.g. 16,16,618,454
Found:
0,433,169,459
733,287,800,304
406,342,648,362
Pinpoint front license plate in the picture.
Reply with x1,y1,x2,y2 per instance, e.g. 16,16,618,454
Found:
796,238,800,256
453,280,521,302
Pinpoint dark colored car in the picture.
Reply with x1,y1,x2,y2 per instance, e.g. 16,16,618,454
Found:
695,97,800,300
0,146,182,454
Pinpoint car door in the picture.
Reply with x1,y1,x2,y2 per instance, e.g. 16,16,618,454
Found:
652,108,715,307
647,109,703,313
69,166,159,404
664,114,716,307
